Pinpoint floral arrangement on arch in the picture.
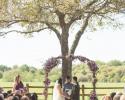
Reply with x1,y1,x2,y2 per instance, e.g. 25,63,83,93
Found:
42,55,98,100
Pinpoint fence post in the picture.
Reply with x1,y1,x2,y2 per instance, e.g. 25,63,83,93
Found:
82,84,85,100
26,83,29,93
52,86,54,98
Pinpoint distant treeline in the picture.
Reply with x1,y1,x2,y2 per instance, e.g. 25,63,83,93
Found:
0,60,125,82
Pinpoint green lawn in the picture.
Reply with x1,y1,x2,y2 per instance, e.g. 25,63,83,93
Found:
0,82,125,100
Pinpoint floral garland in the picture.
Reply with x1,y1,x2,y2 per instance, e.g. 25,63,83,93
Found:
42,55,98,100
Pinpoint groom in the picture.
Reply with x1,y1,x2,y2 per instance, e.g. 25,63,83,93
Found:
63,76,73,100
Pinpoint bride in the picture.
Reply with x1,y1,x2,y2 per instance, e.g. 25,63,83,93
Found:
53,78,64,100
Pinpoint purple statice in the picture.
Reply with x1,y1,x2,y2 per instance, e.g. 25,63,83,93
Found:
87,61,98,72
75,56,87,62
43,78,51,87
90,91,98,100
44,57,60,72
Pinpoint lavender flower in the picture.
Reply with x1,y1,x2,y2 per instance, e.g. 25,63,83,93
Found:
43,78,51,87
87,61,98,72
90,91,98,100
44,57,60,72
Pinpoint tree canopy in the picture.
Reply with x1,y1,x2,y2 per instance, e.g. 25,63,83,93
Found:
0,0,125,81
0,0,125,34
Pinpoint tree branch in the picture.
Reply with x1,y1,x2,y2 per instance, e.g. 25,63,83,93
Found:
0,19,59,27
55,10,66,28
46,23,61,44
68,0,98,26
94,0,108,13
0,27,48,36
70,14,91,54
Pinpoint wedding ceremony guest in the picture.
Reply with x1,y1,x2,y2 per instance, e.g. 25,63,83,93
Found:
0,87,4,99
113,94,121,100
30,93,38,100
21,95,30,100
63,76,73,100
12,75,24,95
116,92,123,96
0,94,4,100
71,76,80,100
120,94,125,100
0,87,3,94
112,92,123,100
102,95,112,100
110,92,116,100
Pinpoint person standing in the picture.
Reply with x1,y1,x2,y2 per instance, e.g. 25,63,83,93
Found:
53,78,65,100
12,74,24,95
71,76,80,100
63,76,73,100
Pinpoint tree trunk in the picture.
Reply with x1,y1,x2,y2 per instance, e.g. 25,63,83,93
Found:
68,58,72,78
62,56,72,84
61,57,69,83
61,25,72,84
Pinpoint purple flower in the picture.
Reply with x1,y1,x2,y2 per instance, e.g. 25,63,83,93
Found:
42,55,99,100
87,61,98,72
44,57,60,72
43,78,51,87
90,91,97,100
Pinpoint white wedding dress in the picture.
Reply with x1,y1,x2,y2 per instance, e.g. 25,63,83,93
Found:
53,81,64,100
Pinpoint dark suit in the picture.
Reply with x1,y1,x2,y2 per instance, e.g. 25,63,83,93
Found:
63,82,73,100
71,82,80,100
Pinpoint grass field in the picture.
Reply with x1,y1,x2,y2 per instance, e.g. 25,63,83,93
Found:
0,82,125,100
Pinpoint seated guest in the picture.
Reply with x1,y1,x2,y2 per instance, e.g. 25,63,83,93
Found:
102,95,112,100
21,95,29,100
25,93,31,99
113,94,121,100
6,95,13,100
116,92,123,96
12,96,20,100
30,93,38,100
0,87,3,93
14,91,22,100
12,75,25,95
120,95,125,100
0,94,4,100
110,92,116,100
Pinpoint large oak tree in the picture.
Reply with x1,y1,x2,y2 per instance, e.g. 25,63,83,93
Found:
0,0,125,81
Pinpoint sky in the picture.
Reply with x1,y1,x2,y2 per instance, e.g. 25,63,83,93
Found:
0,17,125,68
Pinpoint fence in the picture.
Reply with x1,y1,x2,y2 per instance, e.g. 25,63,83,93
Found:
3,84,124,100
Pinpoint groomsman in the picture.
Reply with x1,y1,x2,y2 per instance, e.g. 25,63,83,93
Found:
71,76,80,100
